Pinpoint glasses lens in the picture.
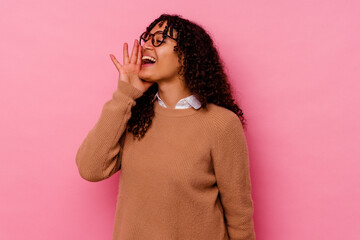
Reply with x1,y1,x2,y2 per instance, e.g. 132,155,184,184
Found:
140,32,149,45
139,31,165,47
153,32,164,47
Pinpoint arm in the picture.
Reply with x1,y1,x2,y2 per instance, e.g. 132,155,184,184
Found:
75,80,143,182
211,116,256,240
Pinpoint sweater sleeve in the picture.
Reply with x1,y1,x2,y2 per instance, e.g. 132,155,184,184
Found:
211,116,256,240
75,80,143,182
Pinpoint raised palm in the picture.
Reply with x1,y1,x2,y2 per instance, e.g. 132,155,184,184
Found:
110,39,154,93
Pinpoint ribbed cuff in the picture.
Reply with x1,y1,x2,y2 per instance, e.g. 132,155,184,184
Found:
117,80,144,100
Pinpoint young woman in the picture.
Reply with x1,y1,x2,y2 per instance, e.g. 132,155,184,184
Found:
76,13,256,240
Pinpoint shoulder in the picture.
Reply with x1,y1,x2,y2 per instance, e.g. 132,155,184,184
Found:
201,103,243,133
202,104,247,152
204,103,241,124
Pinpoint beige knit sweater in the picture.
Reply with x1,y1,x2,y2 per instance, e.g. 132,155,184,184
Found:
75,80,256,240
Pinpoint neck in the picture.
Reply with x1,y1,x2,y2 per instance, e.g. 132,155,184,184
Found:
157,77,192,109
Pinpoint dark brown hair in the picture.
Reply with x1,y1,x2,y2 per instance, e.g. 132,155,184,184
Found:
127,13,247,140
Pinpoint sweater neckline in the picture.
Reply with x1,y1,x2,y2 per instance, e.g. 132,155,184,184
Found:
153,99,201,117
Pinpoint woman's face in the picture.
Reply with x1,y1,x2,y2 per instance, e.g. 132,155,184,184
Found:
138,21,183,83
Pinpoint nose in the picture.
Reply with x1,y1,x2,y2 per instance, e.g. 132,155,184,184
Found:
141,39,154,55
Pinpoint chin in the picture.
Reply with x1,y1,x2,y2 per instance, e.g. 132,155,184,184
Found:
139,75,155,83
139,73,155,82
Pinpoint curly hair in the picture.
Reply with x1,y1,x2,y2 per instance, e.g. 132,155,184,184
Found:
127,13,247,140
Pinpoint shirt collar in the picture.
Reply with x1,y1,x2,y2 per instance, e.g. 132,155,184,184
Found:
152,91,201,109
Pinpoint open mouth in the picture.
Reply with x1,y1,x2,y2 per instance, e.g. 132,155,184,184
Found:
141,56,157,66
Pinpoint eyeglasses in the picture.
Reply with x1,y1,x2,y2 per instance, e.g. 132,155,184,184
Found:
139,30,177,47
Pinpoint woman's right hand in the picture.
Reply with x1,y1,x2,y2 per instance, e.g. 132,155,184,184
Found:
109,39,155,93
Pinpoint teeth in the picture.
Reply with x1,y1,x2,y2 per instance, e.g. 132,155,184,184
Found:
142,56,157,63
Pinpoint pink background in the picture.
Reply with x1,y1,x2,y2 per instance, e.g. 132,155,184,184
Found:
1,0,359,239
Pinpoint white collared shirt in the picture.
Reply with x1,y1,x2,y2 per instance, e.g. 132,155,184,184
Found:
152,91,201,109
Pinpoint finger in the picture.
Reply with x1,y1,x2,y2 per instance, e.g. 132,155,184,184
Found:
137,42,142,66
135,43,142,71
123,42,130,65
130,39,138,64
110,54,123,72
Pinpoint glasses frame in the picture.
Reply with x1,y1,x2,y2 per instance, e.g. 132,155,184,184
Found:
139,30,177,47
